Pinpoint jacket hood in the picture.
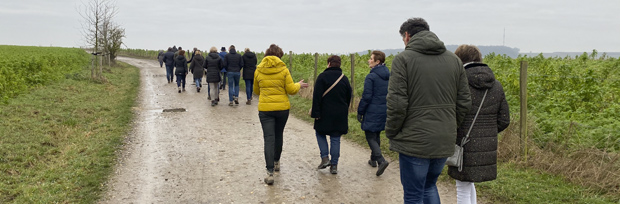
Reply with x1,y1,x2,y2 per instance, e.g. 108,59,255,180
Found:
243,51,256,59
208,52,220,59
465,62,496,89
371,64,390,80
257,56,287,75
406,31,446,55
230,48,237,54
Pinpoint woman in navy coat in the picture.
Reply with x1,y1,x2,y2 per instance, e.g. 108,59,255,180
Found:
357,50,390,176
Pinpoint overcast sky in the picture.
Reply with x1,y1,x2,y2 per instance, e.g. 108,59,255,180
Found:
1,0,619,54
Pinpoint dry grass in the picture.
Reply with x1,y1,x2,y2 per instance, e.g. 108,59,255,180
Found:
498,118,620,198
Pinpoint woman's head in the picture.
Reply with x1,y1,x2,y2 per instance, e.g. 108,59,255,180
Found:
210,46,218,53
455,44,482,64
368,50,385,68
178,50,185,56
265,44,284,58
327,55,341,67
245,48,250,52
194,50,201,55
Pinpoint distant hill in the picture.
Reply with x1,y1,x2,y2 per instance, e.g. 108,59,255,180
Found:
357,45,521,58
519,52,620,58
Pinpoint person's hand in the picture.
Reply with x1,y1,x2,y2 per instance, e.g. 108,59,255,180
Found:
357,114,363,123
299,79,309,88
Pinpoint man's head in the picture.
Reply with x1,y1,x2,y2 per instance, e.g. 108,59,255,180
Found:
265,44,283,58
221,47,226,52
179,47,183,50
399,18,430,45
229,45,236,52
327,55,341,68
454,44,482,64
167,47,172,51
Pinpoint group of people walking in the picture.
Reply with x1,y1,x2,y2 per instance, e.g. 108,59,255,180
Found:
157,17,510,204
158,45,258,106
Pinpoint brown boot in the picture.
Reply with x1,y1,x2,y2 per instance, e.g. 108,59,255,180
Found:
317,157,330,169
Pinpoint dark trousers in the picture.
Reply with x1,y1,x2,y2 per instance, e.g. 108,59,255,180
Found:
220,72,227,89
176,73,186,88
258,110,290,172
244,79,254,100
365,131,385,163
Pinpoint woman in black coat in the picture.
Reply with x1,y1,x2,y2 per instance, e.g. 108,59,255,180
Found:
310,55,352,174
203,47,223,105
189,50,205,92
449,45,510,204
174,50,188,93
241,48,257,104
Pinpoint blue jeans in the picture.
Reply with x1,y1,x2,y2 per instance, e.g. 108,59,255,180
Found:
315,132,341,165
176,74,186,88
194,78,202,88
399,153,446,204
165,65,174,81
244,79,254,100
227,72,240,101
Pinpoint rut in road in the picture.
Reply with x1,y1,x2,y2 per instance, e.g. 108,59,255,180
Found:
99,57,459,203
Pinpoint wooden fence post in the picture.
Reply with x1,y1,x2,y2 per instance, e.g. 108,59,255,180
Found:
314,53,318,82
289,51,293,74
520,61,528,162
350,54,355,109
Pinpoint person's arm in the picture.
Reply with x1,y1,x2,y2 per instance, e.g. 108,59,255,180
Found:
253,72,260,96
358,75,373,117
455,65,472,127
385,55,409,139
239,56,244,69
283,69,301,95
496,83,511,133
310,75,325,119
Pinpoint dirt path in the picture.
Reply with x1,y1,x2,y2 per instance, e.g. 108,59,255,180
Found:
99,57,458,203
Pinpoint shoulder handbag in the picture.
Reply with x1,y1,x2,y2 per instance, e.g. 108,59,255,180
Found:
308,73,345,116
446,89,488,172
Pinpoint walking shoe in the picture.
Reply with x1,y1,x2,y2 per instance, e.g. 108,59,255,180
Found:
246,100,251,105
317,157,330,169
376,161,389,176
274,161,280,171
208,96,211,100
264,170,274,185
228,101,233,106
182,88,186,92
330,164,338,174
368,160,377,167
233,97,239,105
197,87,200,93
211,101,216,106
178,87,181,93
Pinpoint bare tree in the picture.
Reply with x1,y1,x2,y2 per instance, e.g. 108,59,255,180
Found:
78,0,121,80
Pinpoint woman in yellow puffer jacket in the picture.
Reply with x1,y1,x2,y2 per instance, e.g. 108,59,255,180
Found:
254,44,309,185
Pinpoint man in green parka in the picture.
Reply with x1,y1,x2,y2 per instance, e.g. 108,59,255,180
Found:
386,17,472,203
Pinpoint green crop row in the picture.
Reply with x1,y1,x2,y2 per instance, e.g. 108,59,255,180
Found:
0,45,90,102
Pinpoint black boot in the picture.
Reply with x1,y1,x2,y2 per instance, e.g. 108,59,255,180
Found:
330,164,338,174
376,161,389,176
317,157,330,169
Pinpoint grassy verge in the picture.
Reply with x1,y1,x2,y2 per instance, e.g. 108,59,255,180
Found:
288,94,619,204
0,62,139,203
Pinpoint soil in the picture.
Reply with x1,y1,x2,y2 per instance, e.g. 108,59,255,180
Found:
99,57,460,203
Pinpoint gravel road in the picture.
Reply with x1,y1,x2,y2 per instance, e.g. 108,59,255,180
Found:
99,57,459,203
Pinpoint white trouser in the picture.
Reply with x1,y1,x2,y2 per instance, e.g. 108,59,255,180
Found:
456,180,477,204
209,82,219,101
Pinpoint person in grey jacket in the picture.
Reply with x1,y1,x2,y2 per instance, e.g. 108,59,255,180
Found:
386,17,472,203
449,44,510,204
157,50,164,67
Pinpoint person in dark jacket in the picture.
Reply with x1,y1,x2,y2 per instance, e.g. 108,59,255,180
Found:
162,47,176,83
189,50,205,92
386,18,472,203
242,48,257,105
174,50,188,93
219,47,228,90
174,47,183,58
357,50,390,176
449,45,510,204
187,47,198,63
223,45,244,106
204,47,223,105
171,46,178,53
157,50,164,67
310,55,352,175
